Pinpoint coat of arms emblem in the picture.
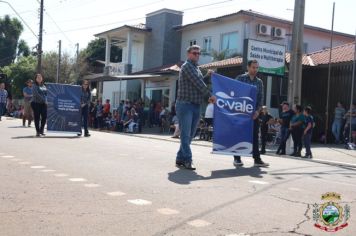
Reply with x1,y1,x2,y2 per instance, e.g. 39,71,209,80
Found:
313,192,350,232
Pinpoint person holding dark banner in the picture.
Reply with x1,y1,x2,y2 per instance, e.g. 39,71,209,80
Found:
31,74,47,137
233,60,269,167
80,80,91,137
175,45,216,170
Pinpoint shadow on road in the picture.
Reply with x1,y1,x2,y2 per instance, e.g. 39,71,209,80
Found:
168,167,267,185
12,135,80,139
7,126,28,128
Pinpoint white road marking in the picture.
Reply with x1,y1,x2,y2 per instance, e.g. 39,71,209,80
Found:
288,187,301,191
54,173,69,177
187,219,212,227
107,191,126,196
2,155,14,159
68,178,87,182
30,166,46,169
248,180,269,185
226,234,250,236
19,161,31,165
127,199,152,205
157,208,179,215
84,183,100,188
41,169,56,172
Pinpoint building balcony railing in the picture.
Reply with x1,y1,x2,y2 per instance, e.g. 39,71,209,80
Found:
103,63,132,76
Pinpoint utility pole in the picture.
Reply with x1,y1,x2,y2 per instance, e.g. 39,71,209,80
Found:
287,0,305,107
56,40,61,83
37,0,44,74
75,43,79,84
324,2,335,144
349,31,356,143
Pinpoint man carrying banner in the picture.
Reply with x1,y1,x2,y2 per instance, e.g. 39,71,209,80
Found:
175,45,216,170
233,60,269,167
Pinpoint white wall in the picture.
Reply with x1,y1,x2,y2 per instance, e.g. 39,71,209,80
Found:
103,81,127,111
122,41,145,73
181,18,245,64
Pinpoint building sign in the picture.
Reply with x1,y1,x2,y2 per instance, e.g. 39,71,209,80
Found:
244,39,286,76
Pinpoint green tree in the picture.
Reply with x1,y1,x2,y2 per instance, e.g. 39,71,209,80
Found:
0,15,24,67
41,51,76,84
85,38,122,65
17,39,30,57
2,56,36,98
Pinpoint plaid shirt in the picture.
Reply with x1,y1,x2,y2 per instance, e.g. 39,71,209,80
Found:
0,89,8,104
235,73,264,110
177,60,211,105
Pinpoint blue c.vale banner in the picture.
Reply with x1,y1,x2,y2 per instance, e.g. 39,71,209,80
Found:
212,73,257,156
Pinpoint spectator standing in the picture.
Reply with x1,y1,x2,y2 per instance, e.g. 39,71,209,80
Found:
289,105,305,157
332,102,346,144
22,79,33,127
276,102,295,155
302,107,314,158
204,98,214,127
259,106,273,154
95,100,104,129
0,82,8,121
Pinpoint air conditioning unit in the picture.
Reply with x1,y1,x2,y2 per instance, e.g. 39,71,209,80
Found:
257,24,272,36
272,27,286,38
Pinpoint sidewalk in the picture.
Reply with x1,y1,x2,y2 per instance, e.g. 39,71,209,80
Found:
127,130,356,168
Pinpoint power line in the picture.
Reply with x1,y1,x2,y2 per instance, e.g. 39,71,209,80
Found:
181,0,234,11
35,0,73,44
0,0,38,39
45,16,145,35
56,0,164,23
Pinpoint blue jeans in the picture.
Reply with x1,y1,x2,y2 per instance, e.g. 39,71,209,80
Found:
176,101,201,163
0,103,6,118
81,105,89,134
304,132,312,156
332,120,343,142
277,126,290,153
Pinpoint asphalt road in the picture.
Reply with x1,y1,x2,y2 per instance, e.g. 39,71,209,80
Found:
1,118,355,236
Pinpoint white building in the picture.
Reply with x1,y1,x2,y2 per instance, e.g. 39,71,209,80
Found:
178,10,354,65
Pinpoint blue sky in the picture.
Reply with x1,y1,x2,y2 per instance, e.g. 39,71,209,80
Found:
1,0,355,57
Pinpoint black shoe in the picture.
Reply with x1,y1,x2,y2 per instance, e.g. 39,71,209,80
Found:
233,159,244,167
183,162,196,170
36,133,40,137
260,150,266,154
78,133,82,137
279,152,286,155
289,152,296,156
294,152,302,157
302,155,312,159
175,160,184,167
254,159,270,167
40,133,46,136
84,133,91,137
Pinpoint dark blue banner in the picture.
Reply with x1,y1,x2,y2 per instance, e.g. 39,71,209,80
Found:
212,73,257,156
47,83,82,133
